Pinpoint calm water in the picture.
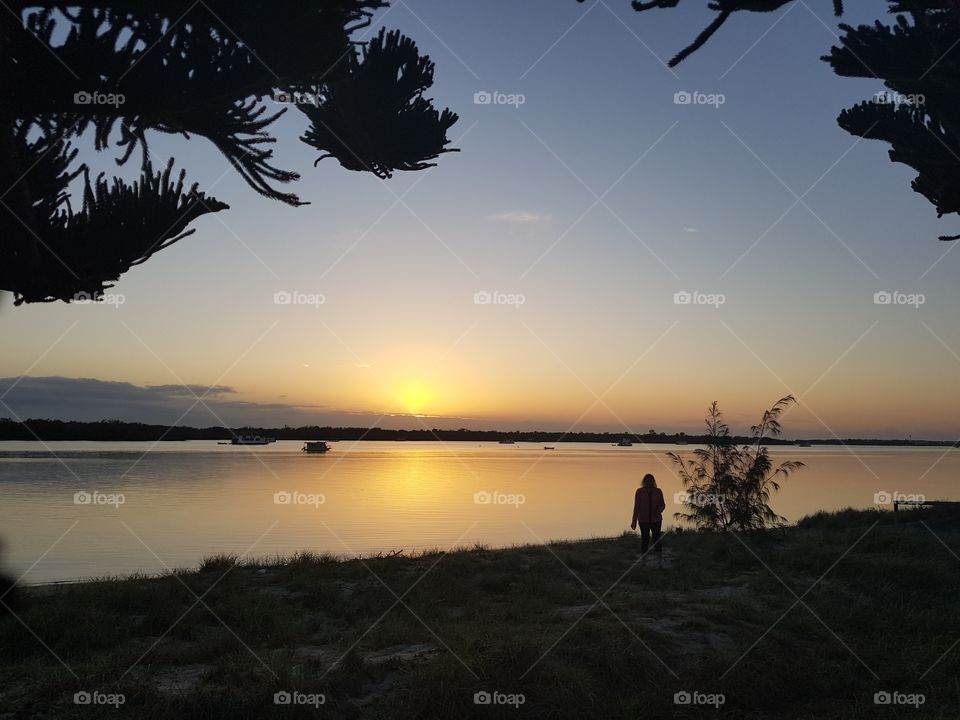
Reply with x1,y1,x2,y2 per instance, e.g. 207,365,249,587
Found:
0,440,957,584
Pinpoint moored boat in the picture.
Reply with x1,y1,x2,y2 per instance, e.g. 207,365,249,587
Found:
302,441,330,454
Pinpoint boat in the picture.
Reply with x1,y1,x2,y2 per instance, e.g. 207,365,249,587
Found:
797,440,812,448
498,439,515,445
544,446,556,450
616,438,633,447
302,441,330,454
230,435,275,445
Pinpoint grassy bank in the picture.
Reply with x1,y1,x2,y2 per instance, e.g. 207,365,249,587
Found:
2,507,960,718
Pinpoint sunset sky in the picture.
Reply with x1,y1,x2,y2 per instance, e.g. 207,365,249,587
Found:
2,1,959,439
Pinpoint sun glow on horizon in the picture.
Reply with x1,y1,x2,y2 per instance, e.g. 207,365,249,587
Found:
397,382,433,415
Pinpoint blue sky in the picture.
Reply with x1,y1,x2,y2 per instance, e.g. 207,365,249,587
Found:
2,1,959,439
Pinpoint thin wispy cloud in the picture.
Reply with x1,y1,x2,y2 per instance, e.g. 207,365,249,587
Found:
487,211,549,224
146,384,236,398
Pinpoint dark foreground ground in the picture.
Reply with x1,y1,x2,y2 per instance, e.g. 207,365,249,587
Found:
2,507,959,719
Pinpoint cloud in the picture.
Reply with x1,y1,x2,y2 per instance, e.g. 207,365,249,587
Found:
0,376,476,430
146,384,236,398
487,211,548,224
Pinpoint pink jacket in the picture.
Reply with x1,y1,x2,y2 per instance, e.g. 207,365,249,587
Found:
632,487,666,526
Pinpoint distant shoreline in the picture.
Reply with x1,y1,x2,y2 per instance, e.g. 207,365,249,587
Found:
1,418,956,447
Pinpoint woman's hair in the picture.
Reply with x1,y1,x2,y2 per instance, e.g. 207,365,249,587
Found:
641,473,657,489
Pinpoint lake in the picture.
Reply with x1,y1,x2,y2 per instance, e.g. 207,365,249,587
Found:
0,441,956,584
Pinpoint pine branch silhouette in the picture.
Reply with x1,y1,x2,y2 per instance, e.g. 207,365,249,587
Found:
592,0,960,241
1,1,459,304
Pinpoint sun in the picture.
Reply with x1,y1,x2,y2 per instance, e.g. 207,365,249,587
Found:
398,382,432,415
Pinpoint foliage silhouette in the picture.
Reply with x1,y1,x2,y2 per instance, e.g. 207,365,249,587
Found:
589,1,960,241
1,1,458,304
670,396,805,531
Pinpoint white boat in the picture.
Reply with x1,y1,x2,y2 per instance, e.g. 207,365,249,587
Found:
231,435,276,446
302,441,330,454
616,438,633,447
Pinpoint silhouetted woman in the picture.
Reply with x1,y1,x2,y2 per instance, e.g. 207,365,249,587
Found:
631,473,665,557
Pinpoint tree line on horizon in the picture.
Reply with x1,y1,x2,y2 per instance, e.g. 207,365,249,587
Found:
0,417,954,446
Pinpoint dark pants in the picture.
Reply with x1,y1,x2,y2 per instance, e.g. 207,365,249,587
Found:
638,522,662,554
